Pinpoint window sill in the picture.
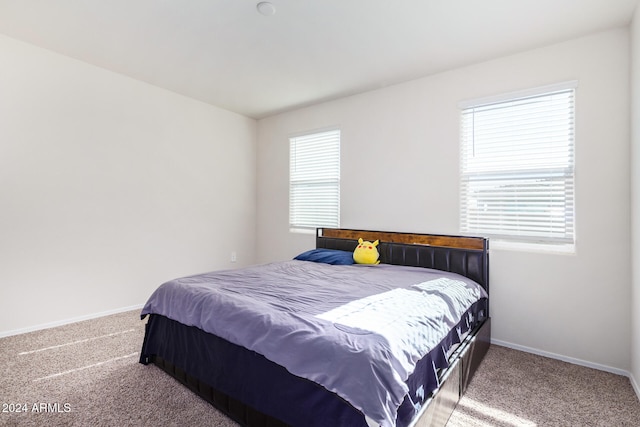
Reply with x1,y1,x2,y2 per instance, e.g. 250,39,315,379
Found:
490,239,575,255
289,227,316,235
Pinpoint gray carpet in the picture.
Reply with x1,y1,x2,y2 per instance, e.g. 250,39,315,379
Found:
447,345,640,427
1,310,638,426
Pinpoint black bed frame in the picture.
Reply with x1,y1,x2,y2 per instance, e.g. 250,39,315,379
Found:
142,228,491,427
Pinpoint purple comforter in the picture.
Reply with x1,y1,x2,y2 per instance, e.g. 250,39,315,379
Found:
141,261,487,427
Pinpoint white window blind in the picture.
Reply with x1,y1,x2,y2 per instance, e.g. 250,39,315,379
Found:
460,84,576,246
289,129,340,231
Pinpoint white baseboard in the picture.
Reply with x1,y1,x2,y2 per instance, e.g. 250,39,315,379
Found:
0,304,144,338
491,338,630,377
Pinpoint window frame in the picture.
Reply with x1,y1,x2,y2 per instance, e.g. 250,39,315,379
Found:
289,129,341,233
458,81,577,251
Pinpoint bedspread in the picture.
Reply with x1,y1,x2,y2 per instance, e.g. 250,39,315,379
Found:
141,261,487,427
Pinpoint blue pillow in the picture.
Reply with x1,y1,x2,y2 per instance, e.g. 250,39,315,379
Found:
294,249,354,265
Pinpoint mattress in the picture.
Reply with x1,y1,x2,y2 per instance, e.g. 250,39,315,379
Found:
140,260,488,427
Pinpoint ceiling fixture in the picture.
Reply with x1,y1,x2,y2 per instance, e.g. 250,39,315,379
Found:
256,2,276,16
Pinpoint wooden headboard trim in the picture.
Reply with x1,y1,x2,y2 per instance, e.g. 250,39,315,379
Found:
318,228,487,251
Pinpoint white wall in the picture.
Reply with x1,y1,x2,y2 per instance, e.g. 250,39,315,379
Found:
257,29,632,372
0,35,257,335
631,4,640,395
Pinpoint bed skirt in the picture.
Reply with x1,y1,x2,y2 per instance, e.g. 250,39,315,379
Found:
140,314,490,427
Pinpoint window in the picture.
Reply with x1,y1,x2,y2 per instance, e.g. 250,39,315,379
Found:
459,82,576,248
289,129,340,231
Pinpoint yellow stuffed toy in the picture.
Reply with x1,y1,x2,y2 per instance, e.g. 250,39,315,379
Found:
353,238,380,264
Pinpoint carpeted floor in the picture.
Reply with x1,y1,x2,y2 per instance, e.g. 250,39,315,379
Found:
447,346,640,426
0,310,638,426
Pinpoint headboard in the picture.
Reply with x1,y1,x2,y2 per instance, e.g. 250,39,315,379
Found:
316,228,489,296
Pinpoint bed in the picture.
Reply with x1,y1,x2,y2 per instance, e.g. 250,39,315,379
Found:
139,228,491,427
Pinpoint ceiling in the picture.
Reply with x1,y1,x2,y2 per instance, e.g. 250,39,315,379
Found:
0,0,638,119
